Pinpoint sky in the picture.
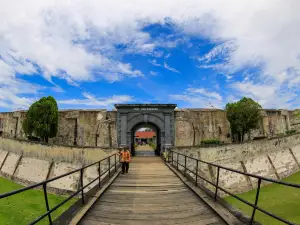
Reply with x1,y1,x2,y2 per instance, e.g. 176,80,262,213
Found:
0,0,299,111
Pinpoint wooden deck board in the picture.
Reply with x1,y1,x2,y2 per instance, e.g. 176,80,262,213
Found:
79,157,225,225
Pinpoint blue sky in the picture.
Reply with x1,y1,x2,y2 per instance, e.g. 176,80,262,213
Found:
0,0,299,111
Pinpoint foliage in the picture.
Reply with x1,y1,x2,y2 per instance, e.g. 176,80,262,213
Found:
0,177,76,225
23,96,58,143
148,141,156,150
200,139,221,145
286,129,297,135
226,97,262,142
224,171,300,225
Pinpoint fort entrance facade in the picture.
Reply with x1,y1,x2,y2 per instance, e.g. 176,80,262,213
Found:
0,104,296,149
115,104,176,155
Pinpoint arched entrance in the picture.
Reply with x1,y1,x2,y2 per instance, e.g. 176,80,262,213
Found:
115,104,176,156
131,122,161,156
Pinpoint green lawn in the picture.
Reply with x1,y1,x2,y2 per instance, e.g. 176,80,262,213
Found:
0,177,77,225
224,172,300,225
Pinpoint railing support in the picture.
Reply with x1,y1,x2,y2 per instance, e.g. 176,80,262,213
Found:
115,154,117,172
108,157,111,178
195,160,198,186
214,167,220,201
177,153,179,170
98,161,101,188
172,151,174,166
184,155,187,176
250,178,262,224
80,168,84,204
42,183,52,225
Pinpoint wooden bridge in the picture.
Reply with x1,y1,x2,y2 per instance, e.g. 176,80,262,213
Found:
76,157,236,225
6,150,296,225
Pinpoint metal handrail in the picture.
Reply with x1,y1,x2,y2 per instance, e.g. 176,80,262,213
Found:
165,150,299,225
0,153,121,224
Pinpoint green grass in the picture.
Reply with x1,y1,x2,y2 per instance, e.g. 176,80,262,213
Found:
0,177,77,225
224,172,300,225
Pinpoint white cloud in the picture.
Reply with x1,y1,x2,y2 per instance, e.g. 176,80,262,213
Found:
164,62,180,73
4,0,299,82
187,88,222,101
0,80,40,110
165,53,172,59
170,87,223,108
149,59,162,67
150,71,158,76
58,92,133,107
231,81,297,108
1,0,300,109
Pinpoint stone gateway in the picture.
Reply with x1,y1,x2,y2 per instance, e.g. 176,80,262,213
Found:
0,104,298,150
115,104,176,155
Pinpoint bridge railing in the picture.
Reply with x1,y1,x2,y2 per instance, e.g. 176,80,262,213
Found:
163,150,300,225
0,153,120,225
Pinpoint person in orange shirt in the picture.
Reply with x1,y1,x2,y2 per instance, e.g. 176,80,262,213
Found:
118,147,131,174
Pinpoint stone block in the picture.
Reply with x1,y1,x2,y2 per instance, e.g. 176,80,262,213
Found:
197,163,215,192
218,162,250,195
268,149,299,179
14,157,51,183
244,156,277,186
1,153,21,176
83,164,99,193
48,162,82,191
0,150,8,168
291,145,300,164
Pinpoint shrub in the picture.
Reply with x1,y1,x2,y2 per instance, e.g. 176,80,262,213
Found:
226,97,262,142
23,96,58,143
286,130,297,135
200,139,221,145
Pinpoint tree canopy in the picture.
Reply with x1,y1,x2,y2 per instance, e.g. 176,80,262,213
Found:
225,97,262,142
23,96,58,143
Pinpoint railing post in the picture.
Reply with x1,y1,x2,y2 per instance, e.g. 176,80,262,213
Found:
115,154,117,172
250,178,262,225
42,183,52,225
98,161,101,188
177,153,179,170
172,151,173,166
195,160,198,186
108,157,111,178
214,167,220,201
80,168,84,204
184,155,187,176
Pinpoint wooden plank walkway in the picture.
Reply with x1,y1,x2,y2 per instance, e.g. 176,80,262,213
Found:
135,145,155,156
79,157,225,225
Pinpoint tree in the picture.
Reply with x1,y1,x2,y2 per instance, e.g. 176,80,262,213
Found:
225,97,262,142
23,96,58,143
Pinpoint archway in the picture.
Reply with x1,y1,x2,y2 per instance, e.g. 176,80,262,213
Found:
115,104,177,156
131,122,161,157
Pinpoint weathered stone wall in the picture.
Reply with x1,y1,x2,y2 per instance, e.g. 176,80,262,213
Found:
0,108,297,147
170,133,300,196
0,137,118,194
174,109,231,146
0,137,116,164
0,110,118,147
289,109,300,132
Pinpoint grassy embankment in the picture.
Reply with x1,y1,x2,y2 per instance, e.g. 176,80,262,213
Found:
224,172,300,225
0,177,76,225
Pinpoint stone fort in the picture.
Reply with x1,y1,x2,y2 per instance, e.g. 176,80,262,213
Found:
0,104,299,149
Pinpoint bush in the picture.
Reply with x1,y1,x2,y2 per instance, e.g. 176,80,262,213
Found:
148,141,156,150
286,130,297,135
23,96,58,143
200,139,221,145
